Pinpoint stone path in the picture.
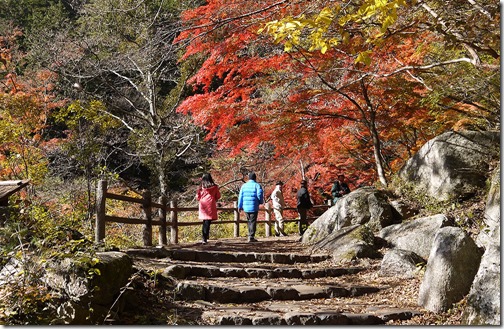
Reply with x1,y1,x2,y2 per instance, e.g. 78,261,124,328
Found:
126,236,423,325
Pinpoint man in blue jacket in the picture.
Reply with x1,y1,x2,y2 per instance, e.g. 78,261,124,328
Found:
238,172,264,243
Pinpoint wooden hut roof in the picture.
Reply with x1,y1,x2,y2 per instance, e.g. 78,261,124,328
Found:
0,180,30,202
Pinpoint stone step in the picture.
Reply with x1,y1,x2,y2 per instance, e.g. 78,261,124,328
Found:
126,247,330,264
167,250,330,264
163,263,363,279
201,306,422,325
128,239,425,325
175,280,381,304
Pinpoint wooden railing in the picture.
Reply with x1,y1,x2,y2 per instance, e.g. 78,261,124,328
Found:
95,180,330,246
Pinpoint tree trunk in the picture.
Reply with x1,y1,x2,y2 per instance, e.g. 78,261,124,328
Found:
369,120,388,187
360,79,388,187
158,166,168,198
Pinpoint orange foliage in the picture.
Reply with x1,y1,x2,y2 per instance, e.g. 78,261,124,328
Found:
0,29,66,181
176,1,453,190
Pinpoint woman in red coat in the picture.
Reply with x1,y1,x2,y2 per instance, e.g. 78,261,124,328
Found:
196,173,221,244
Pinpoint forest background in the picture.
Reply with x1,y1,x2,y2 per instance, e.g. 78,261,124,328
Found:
0,0,500,322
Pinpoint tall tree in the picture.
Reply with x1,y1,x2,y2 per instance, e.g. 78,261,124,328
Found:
175,0,499,187
42,0,210,197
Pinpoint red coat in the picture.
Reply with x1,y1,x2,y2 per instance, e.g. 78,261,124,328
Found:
196,185,221,220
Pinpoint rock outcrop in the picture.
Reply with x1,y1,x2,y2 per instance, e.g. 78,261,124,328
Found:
463,165,501,325
379,249,425,278
44,251,133,324
303,187,398,244
298,131,500,322
418,227,482,312
378,214,452,259
398,130,499,201
309,225,381,263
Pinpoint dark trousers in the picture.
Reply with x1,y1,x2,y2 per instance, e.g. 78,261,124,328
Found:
297,207,308,235
246,212,258,238
202,220,211,241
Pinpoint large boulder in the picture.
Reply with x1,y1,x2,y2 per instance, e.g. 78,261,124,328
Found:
45,251,133,305
398,130,499,201
418,227,483,312
310,225,381,263
463,165,500,325
379,249,425,278
378,214,452,259
44,251,133,324
475,164,500,248
91,252,134,304
303,187,398,244
463,242,500,325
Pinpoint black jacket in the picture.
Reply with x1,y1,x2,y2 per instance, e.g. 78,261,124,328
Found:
296,186,313,209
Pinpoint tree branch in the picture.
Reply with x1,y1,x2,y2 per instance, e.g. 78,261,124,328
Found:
174,0,291,48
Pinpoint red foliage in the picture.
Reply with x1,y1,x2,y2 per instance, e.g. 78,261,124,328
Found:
176,1,447,193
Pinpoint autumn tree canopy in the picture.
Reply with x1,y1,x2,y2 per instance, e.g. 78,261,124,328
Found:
0,0,499,203
175,0,499,194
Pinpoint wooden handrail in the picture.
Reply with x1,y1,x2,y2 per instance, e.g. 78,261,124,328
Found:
95,180,330,246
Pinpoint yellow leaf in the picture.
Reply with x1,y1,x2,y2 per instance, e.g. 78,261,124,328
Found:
315,7,334,26
355,50,372,65
375,0,387,7
284,41,293,52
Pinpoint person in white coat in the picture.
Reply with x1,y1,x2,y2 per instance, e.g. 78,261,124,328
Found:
270,181,287,237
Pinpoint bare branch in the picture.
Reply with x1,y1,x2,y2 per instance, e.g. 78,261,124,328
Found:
466,0,492,19
379,57,476,76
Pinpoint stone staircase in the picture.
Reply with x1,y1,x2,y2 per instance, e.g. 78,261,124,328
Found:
126,237,422,325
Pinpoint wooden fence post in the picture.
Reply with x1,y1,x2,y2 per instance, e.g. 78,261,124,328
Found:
264,203,271,237
233,201,240,238
95,180,107,243
158,196,167,246
170,200,178,244
142,190,152,247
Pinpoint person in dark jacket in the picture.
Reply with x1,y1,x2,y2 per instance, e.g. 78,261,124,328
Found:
238,172,264,242
331,174,351,204
296,179,313,236
196,173,221,244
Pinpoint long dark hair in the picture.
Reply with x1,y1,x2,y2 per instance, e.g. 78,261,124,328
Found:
200,173,216,188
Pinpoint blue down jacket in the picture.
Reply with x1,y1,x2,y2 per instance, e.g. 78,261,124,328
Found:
237,179,264,213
